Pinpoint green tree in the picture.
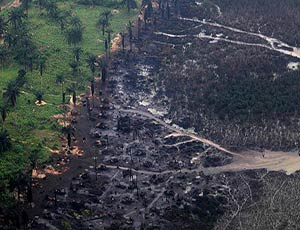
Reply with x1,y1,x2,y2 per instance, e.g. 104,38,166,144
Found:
55,74,65,104
3,80,20,106
86,54,97,76
97,16,108,36
65,26,84,46
38,57,46,90
8,8,26,31
0,128,11,153
0,16,7,37
0,105,8,127
73,47,82,63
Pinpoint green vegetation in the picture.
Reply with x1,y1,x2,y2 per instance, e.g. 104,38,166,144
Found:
0,0,139,220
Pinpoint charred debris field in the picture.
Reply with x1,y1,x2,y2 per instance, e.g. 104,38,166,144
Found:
1,0,300,229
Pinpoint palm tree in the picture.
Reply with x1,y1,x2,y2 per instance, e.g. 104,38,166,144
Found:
65,26,83,46
99,59,107,82
38,57,46,90
46,2,58,19
101,10,112,22
70,16,82,28
73,47,82,63
0,105,8,127
90,78,95,97
35,90,44,104
0,16,7,38
3,80,20,106
104,39,108,57
0,128,11,153
62,125,75,148
86,54,97,76
97,16,108,36
8,8,26,31
55,74,65,104
90,78,95,107
106,27,113,52
120,32,125,52
137,17,141,40
16,69,27,87
166,3,170,19
21,0,32,15
72,90,76,107
128,21,133,51
56,10,69,30
0,45,9,73
69,61,79,76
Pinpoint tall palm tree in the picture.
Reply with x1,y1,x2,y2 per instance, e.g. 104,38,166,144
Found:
72,90,76,107
38,57,46,90
62,125,75,148
0,45,9,73
137,17,141,40
69,61,79,76
106,27,113,51
16,69,27,87
120,32,125,52
104,39,108,57
73,47,82,63
97,16,108,36
0,128,11,153
0,16,7,38
128,21,133,51
99,59,107,82
55,74,65,104
90,78,95,97
86,54,97,76
101,10,112,22
3,80,20,106
0,105,8,127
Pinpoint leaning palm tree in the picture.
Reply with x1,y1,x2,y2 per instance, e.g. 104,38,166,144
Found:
86,54,97,76
0,128,11,153
3,80,20,106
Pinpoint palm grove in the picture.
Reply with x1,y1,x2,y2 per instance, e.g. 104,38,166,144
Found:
0,0,137,226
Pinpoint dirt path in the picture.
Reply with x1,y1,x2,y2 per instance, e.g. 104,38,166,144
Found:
0,0,21,10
